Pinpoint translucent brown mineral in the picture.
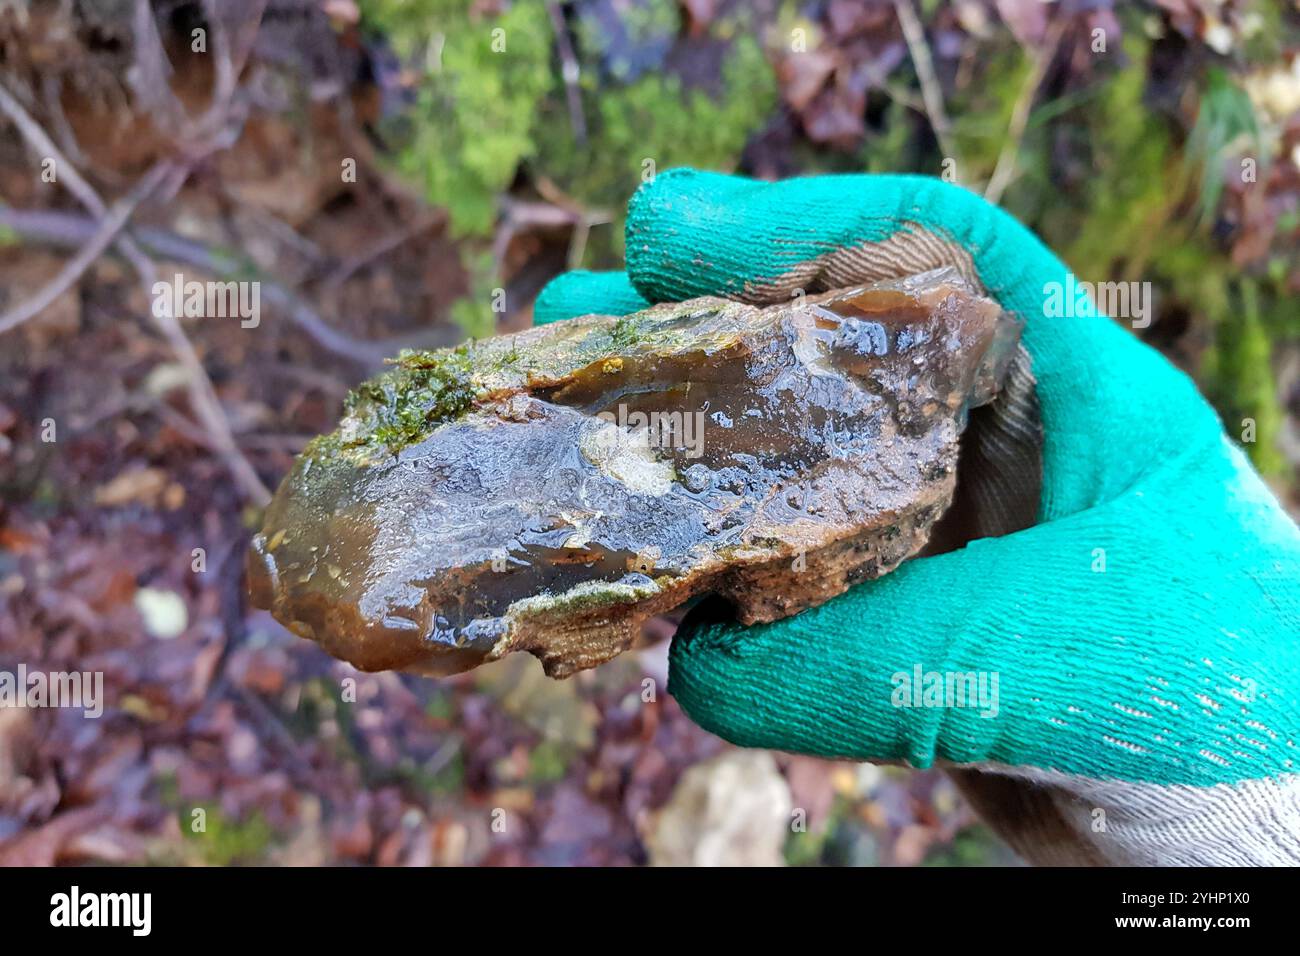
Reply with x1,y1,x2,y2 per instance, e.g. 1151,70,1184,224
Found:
247,268,1024,677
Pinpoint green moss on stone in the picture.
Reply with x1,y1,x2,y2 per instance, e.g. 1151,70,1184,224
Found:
339,345,480,457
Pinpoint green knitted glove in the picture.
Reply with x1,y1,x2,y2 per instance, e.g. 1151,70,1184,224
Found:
535,169,1300,865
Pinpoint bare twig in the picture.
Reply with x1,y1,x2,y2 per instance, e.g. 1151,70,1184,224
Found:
0,206,445,363
532,176,611,270
156,403,309,455
39,74,90,170
878,80,925,114
488,195,611,277
0,83,272,505
210,178,326,286
0,3,280,504
546,2,587,145
894,0,960,171
207,0,238,111
0,83,107,216
0,163,169,334
132,242,274,504
532,175,608,221
186,0,269,149
567,219,593,271
984,20,1066,205
323,209,446,292
129,0,187,131
152,401,222,449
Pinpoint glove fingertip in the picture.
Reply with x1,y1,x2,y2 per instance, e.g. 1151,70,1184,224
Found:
668,613,769,746
533,270,649,325
626,167,761,303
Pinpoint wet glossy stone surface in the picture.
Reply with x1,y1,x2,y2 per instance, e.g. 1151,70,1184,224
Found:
248,268,1023,677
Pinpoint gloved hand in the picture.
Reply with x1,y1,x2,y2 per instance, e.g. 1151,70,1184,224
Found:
534,169,1300,866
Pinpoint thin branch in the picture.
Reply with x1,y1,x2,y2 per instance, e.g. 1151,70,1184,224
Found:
152,400,222,449
532,175,611,270
323,209,446,292
567,219,592,271
0,163,169,334
132,243,274,504
40,74,90,170
984,20,1066,205
129,0,188,132
0,83,272,505
878,80,925,114
894,0,960,172
0,83,107,216
0,207,431,364
491,197,593,277
546,1,587,145
187,0,269,148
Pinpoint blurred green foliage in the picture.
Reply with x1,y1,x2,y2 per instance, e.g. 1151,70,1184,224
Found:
156,774,276,865
361,0,774,333
534,26,775,260
363,0,554,236
1189,68,1260,224
181,804,275,866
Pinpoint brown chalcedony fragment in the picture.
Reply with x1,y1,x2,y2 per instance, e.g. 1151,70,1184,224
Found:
248,268,1025,678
